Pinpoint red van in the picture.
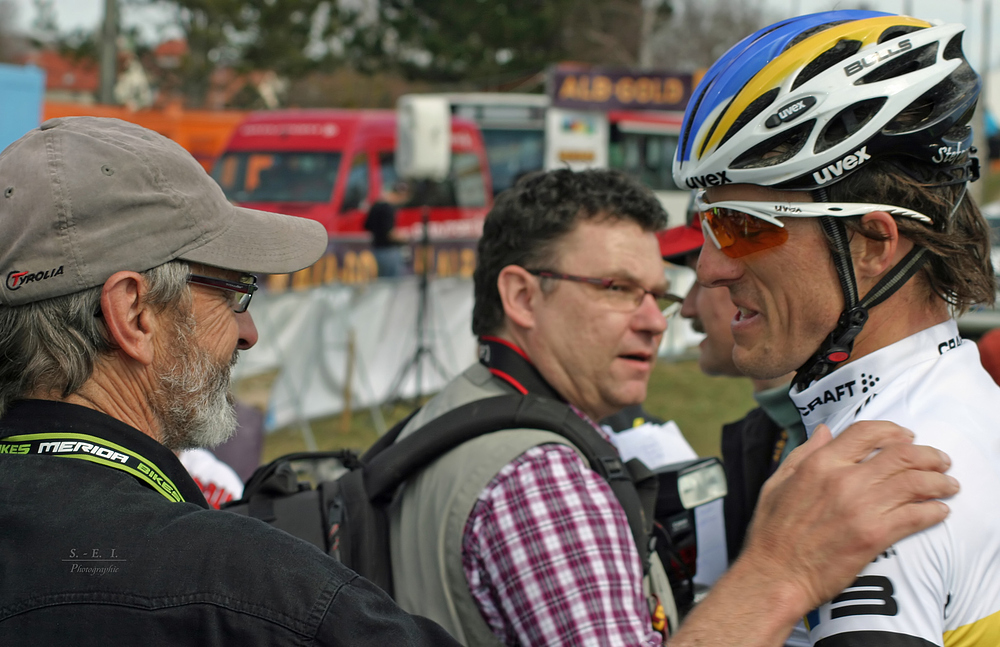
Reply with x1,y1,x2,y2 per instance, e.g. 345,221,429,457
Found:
212,109,493,285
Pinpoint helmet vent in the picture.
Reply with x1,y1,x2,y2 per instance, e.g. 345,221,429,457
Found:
856,42,939,85
680,81,713,164
877,24,925,43
718,88,780,149
731,119,815,169
792,39,862,90
885,95,935,134
786,21,853,49
815,98,887,153
944,32,965,61
885,66,978,134
699,96,737,158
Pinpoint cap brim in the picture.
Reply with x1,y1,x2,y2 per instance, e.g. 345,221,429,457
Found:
179,204,328,275
657,224,704,264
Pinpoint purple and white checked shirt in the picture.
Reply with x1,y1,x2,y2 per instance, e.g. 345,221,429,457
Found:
461,434,664,646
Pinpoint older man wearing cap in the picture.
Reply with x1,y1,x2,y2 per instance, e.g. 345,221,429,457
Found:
0,117,459,645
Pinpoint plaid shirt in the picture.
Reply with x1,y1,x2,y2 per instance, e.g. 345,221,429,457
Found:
461,425,663,646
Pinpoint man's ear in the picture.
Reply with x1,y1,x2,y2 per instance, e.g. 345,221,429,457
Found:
99,271,159,366
497,265,541,330
853,211,905,283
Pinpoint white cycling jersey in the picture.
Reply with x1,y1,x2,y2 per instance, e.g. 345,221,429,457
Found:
789,320,1000,647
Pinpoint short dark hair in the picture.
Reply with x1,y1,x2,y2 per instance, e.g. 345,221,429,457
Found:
824,158,996,313
472,168,667,337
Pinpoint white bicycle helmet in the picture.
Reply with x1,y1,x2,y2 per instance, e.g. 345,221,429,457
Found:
673,10,980,193
673,10,983,387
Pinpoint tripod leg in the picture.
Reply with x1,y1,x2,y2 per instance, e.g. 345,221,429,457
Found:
424,345,451,383
384,350,422,407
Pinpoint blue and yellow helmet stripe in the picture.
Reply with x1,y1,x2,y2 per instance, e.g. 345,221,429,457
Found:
677,10,933,165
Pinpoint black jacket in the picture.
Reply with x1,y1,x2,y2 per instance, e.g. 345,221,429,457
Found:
0,400,458,647
364,201,399,248
720,406,783,563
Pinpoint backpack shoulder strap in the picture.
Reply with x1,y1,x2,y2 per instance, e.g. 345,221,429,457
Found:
360,406,421,463
363,393,656,571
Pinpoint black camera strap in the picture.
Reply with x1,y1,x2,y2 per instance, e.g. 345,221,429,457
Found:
478,336,563,401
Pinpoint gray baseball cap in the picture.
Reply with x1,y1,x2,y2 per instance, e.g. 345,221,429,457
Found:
0,116,328,306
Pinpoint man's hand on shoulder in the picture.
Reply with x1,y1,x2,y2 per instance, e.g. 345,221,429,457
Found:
671,420,958,647
745,420,957,608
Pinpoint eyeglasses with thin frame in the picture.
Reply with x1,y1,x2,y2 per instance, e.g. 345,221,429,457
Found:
694,190,932,259
527,269,682,314
186,273,258,313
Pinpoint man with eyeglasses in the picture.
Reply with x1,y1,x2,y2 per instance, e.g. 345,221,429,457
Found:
385,167,960,646
675,10,1000,646
0,117,461,645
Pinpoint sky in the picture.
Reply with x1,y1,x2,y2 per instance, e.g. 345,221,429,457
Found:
6,0,1000,72
8,0,180,43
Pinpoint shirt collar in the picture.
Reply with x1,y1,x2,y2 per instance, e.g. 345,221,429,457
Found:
753,382,800,430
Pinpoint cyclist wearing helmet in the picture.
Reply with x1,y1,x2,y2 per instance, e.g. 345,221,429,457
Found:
675,10,1000,646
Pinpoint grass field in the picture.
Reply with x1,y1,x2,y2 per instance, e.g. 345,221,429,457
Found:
249,357,759,463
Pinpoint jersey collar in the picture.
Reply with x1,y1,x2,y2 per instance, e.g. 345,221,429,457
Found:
790,320,963,437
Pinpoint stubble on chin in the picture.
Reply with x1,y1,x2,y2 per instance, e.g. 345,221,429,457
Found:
732,340,801,382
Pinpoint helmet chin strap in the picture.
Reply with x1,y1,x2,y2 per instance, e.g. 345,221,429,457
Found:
792,216,930,390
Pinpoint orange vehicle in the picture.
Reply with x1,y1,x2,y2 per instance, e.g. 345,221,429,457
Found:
212,110,493,285
43,102,245,172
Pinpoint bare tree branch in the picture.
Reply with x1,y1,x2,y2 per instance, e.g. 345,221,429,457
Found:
0,0,19,62
648,0,773,71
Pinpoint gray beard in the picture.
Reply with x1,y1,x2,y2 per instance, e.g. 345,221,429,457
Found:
152,312,239,451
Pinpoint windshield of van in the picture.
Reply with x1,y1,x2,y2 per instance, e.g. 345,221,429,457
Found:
480,129,545,196
212,152,342,203
608,130,681,192
378,151,488,208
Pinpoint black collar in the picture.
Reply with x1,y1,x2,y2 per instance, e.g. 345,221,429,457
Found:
0,400,207,506
478,336,563,402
